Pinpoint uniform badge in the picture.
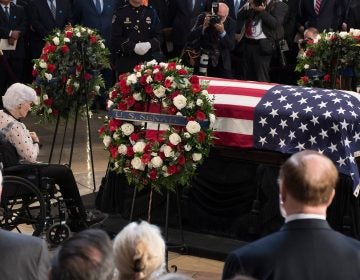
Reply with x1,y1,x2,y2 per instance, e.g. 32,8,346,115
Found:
112,15,117,23
124,17,132,24
146,16,152,24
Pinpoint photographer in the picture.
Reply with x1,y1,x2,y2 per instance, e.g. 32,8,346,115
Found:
187,1,236,78
237,0,288,82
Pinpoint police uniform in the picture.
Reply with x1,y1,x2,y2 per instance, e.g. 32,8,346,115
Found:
111,3,163,74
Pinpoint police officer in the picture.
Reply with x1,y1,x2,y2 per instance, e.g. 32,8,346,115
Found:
111,0,163,75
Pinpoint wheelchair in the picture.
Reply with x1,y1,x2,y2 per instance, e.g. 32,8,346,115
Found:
0,141,72,246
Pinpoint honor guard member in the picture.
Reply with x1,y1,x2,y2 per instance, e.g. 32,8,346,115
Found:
111,0,163,75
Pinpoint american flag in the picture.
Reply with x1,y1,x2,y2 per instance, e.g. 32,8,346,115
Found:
202,77,360,196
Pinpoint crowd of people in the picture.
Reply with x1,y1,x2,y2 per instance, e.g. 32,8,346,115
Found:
1,0,360,108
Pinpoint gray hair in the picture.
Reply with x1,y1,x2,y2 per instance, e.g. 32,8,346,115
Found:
2,83,38,110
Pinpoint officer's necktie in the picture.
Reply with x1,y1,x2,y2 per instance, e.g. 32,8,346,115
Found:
49,0,56,19
95,0,102,14
4,6,10,21
314,0,321,14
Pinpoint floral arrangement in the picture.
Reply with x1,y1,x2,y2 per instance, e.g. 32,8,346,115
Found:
295,29,360,89
31,25,110,121
99,60,216,192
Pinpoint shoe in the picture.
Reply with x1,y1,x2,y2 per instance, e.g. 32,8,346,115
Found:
85,209,109,227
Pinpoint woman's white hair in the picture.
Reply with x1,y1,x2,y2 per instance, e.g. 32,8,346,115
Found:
2,83,38,110
113,221,166,280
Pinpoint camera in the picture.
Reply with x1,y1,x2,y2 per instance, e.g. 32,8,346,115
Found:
209,14,221,25
209,1,220,25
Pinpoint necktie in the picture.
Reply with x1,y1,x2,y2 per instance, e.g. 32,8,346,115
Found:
4,6,9,21
188,0,194,12
95,0,102,14
314,0,321,14
49,0,56,19
234,0,240,18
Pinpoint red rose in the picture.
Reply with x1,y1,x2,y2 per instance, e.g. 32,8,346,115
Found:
126,96,136,107
167,165,178,175
192,84,201,93
117,102,127,110
134,64,142,71
130,133,139,142
170,91,180,100
48,45,56,53
66,86,74,95
187,116,195,121
145,84,153,95
323,74,331,82
109,119,121,132
154,72,164,82
148,169,157,180
47,64,56,73
167,62,177,70
61,76,67,84
126,148,134,157
110,145,118,159
305,49,314,57
144,144,151,153
76,64,83,73
61,45,69,54
167,106,177,115
31,69,38,77
178,154,185,165
111,90,118,99
197,130,206,142
98,125,105,135
189,75,199,85
89,35,97,44
300,76,309,84
159,151,165,159
177,68,187,75
65,31,73,38
44,98,54,107
84,73,92,80
141,153,151,164
196,111,206,121
140,75,148,85
164,79,172,88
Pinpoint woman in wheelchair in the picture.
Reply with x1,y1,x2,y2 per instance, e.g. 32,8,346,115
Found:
0,83,107,232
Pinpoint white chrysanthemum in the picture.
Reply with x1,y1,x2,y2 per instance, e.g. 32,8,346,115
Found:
162,100,168,108
136,71,142,78
133,141,146,153
196,99,203,106
133,92,142,101
192,153,202,161
94,85,100,92
113,132,120,140
81,27,86,32
350,28,360,36
151,156,163,168
118,144,127,155
184,144,192,151
126,74,137,85
169,133,181,145
44,73,53,81
164,145,174,158
76,32,81,37
100,42,105,49
176,65,182,70
64,37,70,43
186,121,201,134
47,108,52,114
183,132,191,139
153,85,166,98
159,62,168,68
39,61,47,69
339,31,348,38
43,94,49,100
73,82,80,89
304,64,309,69
121,123,134,136
52,37,60,45
146,75,153,83
173,95,187,110
147,59,157,66
131,157,144,170
103,135,112,147
87,28,93,34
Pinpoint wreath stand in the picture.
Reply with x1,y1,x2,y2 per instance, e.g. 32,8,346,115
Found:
47,42,97,193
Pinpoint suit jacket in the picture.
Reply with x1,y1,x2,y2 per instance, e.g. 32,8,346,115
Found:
0,229,50,280
28,0,73,58
168,0,211,47
73,0,116,47
297,0,343,32
0,3,27,59
222,219,360,280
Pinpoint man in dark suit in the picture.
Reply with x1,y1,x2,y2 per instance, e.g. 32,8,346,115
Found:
28,0,73,60
222,150,360,280
0,170,50,280
188,2,236,78
0,0,27,97
167,0,212,58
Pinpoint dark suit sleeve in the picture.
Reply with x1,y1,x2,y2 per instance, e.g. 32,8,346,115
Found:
219,18,236,51
63,0,74,26
15,6,28,35
72,0,83,25
187,13,207,42
222,252,242,280
259,2,288,31
148,8,163,51
28,2,48,38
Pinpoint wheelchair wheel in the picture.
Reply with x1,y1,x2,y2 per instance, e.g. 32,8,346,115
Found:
0,176,47,236
46,223,71,246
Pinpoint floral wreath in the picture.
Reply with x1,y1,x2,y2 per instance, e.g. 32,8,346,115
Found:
31,25,110,121
99,60,216,192
296,29,360,89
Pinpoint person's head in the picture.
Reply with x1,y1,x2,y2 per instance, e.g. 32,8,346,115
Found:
2,83,38,119
158,273,192,280
278,150,338,216
129,0,142,7
218,2,229,24
304,27,319,40
0,0,11,6
50,229,115,280
113,220,166,280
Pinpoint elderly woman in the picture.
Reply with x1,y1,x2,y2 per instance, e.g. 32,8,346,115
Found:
0,83,107,231
113,220,166,280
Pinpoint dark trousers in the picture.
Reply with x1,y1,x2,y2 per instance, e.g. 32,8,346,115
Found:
240,38,272,82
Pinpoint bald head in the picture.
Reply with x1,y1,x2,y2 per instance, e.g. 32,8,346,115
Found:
279,150,338,206
218,2,229,23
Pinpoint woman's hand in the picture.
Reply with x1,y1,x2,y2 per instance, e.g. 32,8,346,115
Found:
30,131,39,144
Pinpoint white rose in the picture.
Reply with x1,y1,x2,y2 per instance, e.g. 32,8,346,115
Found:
94,85,100,92
159,62,168,67
163,145,174,158
153,68,159,74
100,42,105,49
176,112,183,116
118,144,128,155
133,141,146,153
131,157,144,170
186,121,201,134
76,32,81,37
146,76,153,83
73,82,80,89
183,132,191,139
201,90,209,96
107,100,114,109
87,28,93,34
103,135,112,147
133,92,142,101
121,123,134,136
81,27,86,32
39,61,47,69
64,37,70,43
173,95,187,110
176,65,182,70
43,94,49,100
113,132,120,140
169,133,181,145
196,99,203,106
304,64,309,69
126,74,137,85
162,100,168,108
136,72,142,77
47,108,52,114
44,73,53,81
209,113,216,128
153,85,166,98
350,28,360,36
52,37,60,45
192,153,202,161
339,31,348,38
151,156,163,168
147,59,157,66
184,144,192,151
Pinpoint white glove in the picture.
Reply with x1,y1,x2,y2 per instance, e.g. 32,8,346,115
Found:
134,42,151,55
